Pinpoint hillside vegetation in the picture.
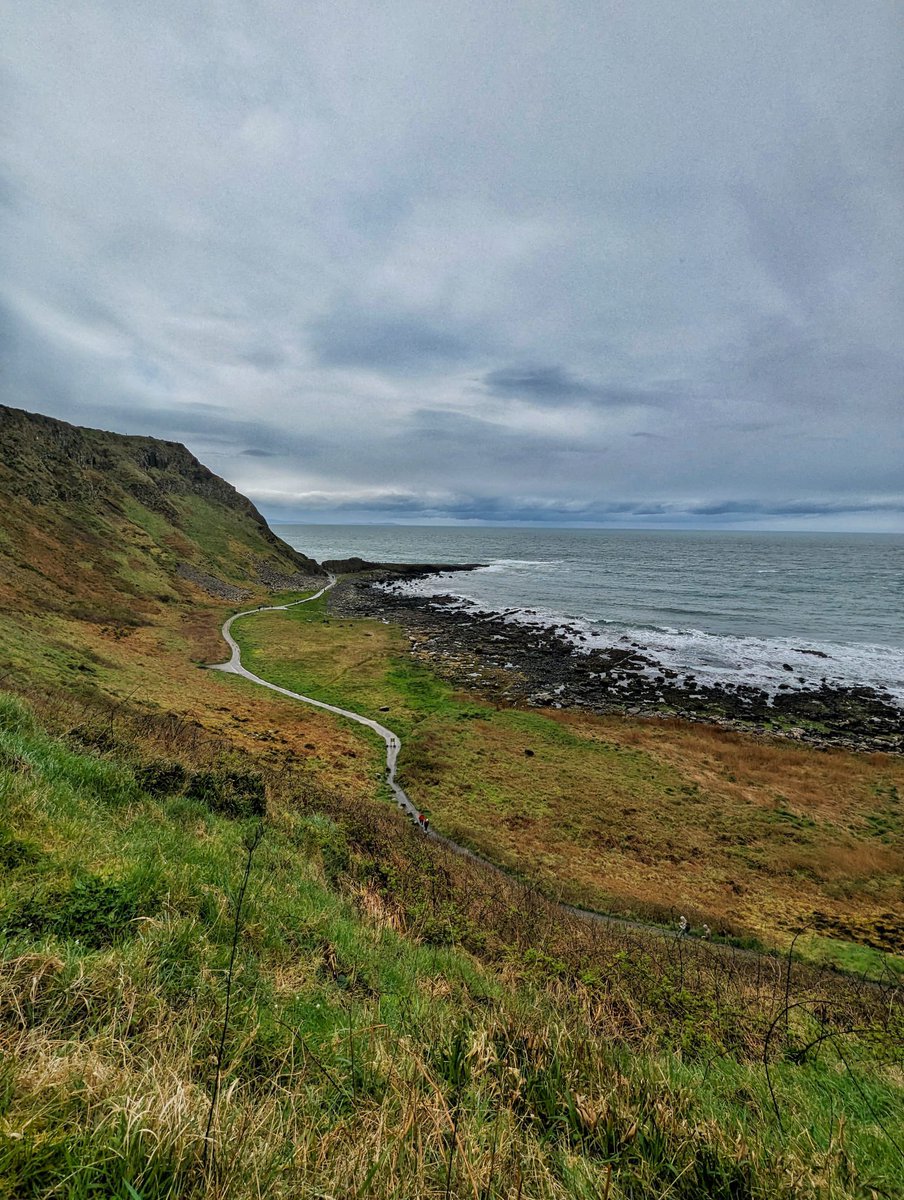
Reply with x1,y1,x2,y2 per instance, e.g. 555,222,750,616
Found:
0,407,901,1197
0,404,325,710
0,405,321,619
1,690,901,1199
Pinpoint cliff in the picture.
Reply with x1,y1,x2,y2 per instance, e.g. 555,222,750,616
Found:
0,405,323,621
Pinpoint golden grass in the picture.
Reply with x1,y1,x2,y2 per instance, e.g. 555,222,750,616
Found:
0,955,885,1200
0,608,384,803
600,716,903,825
232,605,904,950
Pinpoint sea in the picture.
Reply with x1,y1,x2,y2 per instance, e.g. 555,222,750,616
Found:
276,525,904,704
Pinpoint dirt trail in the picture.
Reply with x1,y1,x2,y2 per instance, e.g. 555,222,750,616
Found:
210,579,799,961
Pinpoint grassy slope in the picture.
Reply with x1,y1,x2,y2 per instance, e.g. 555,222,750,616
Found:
1,692,901,1199
1,409,902,1194
232,597,904,970
0,405,321,624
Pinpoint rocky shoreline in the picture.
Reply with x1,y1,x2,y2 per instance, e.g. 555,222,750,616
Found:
327,570,904,754
322,557,485,577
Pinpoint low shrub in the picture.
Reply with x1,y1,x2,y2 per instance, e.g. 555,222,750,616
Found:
298,814,350,882
2,869,161,948
184,769,266,819
135,759,189,797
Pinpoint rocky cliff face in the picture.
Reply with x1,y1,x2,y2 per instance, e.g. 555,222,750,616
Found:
0,405,321,576
0,405,322,618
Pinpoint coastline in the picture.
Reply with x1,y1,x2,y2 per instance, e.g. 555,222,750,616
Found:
327,568,904,753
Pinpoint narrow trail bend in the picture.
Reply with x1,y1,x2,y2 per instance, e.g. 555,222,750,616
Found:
210,577,791,961
211,576,418,820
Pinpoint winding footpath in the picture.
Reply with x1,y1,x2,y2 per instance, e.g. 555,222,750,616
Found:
210,580,688,941
209,579,820,963
211,576,420,822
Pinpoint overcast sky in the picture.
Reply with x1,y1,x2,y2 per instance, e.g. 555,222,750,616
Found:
2,2,902,529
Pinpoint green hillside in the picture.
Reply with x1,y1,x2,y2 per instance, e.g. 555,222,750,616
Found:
0,405,322,623
0,407,901,1198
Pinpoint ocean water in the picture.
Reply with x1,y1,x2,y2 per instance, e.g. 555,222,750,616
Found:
277,525,904,702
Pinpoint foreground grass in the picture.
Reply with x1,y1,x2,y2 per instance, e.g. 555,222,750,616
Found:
0,594,384,803
1,691,901,1198
230,598,904,958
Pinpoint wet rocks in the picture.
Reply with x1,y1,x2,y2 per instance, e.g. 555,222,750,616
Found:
326,574,903,753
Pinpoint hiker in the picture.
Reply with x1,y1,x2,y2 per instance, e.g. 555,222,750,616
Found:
417,813,425,828
702,923,711,940
677,915,688,936
422,816,430,832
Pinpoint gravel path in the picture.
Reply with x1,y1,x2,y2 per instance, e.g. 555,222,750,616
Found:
210,576,418,820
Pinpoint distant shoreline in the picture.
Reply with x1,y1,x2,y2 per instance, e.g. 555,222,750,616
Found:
320,556,486,577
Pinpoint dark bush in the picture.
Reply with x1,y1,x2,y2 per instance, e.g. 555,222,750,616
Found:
0,834,45,871
184,769,266,819
66,725,120,754
2,871,161,948
135,759,188,797
297,815,349,882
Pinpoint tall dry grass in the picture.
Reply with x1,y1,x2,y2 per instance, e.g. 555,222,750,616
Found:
1,686,901,1198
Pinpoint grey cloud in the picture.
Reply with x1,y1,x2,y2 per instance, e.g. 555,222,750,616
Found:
484,366,677,409
77,402,252,445
2,3,902,530
401,408,604,468
484,365,599,402
687,498,904,518
100,405,326,461
310,307,471,371
0,170,19,214
240,347,287,371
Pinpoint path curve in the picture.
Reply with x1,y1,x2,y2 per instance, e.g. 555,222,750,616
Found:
208,580,846,967
210,583,696,940
210,577,420,821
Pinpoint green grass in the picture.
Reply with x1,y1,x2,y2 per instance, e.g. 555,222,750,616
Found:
227,605,904,950
119,496,175,545
173,494,287,585
0,690,901,1197
231,592,460,736
799,934,904,982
